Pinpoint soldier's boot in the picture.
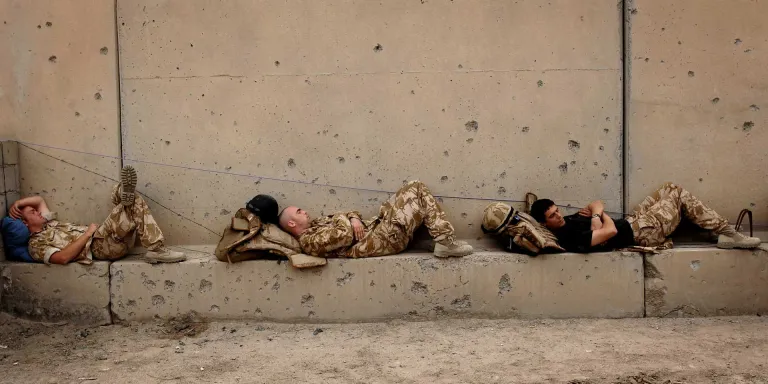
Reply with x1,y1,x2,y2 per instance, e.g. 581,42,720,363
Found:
120,165,138,207
716,227,761,249
433,240,473,258
144,247,187,264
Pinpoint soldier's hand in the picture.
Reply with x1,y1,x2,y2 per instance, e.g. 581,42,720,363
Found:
87,223,99,235
578,207,591,217
351,218,366,240
9,202,22,219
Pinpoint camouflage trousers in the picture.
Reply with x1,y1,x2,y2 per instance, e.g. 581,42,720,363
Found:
626,182,729,248
345,181,455,257
91,185,165,260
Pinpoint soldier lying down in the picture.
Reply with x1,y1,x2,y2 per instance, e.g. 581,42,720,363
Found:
278,181,473,258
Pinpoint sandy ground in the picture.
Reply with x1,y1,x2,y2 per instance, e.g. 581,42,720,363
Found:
0,314,767,384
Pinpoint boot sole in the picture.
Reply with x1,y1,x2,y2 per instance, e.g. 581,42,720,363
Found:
144,256,186,264
716,241,761,249
120,166,137,206
433,248,473,258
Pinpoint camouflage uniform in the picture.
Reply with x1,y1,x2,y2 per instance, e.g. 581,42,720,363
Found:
300,180,456,257
27,184,165,264
90,184,165,260
28,217,94,265
626,182,729,248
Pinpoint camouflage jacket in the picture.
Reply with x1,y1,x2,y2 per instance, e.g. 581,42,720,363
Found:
299,211,370,257
28,213,93,264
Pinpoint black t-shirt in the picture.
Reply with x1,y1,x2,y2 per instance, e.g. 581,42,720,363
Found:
554,214,635,253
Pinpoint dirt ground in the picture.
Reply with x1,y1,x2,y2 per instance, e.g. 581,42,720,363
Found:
0,314,767,384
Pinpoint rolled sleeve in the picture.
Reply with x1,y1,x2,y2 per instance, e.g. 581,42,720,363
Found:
43,247,62,265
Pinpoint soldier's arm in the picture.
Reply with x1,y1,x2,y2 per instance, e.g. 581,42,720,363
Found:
48,224,97,265
299,216,355,256
345,211,363,222
590,212,617,246
9,196,51,219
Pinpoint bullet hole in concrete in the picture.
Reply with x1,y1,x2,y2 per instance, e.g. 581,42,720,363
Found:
94,92,102,100
734,38,742,45
440,176,448,183
496,186,507,196
498,274,511,295
750,202,756,207
46,21,52,27
409,90,415,95
336,272,355,286
329,189,336,195
570,161,576,166
301,294,314,306
711,97,720,104
537,80,544,87
568,140,580,150
593,162,599,166
145,183,151,187
164,280,175,291
377,179,383,185
690,260,701,271
190,43,194,47
305,79,312,85
210,305,220,313
287,158,296,167
451,295,472,309
272,281,280,291
370,281,375,286
522,126,529,133
74,111,80,117
411,281,428,295
443,151,449,157
466,138,474,143
220,209,231,216
745,49,752,53
48,55,57,63
274,60,280,67
630,8,637,15
558,163,568,173
337,157,345,164
165,140,171,145
750,104,760,111
152,295,165,306
599,146,605,151
644,58,649,62
170,191,176,195
699,178,703,182
458,64,463,69
461,213,468,218
199,279,213,293
743,121,754,132
37,25,41,29
100,47,108,55
688,71,695,77
500,171,506,179
465,120,479,132
442,108,445,112
373,43,383,52
678,41,682,45
601,173,608,179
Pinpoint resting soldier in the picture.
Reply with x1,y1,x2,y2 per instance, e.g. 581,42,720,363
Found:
278,180,473,258
8,166,186,264
530,182,761,253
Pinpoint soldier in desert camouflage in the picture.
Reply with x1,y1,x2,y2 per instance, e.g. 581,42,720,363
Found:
530,182,761,253
279,180,473,258
9,166,186,265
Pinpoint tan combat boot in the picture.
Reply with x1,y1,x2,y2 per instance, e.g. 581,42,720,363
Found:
716,227,761,249
144,247,187,264
120,165,137,207
434,240,473,258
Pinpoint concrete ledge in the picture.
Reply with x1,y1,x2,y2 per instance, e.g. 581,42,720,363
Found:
109,247,644,322
0,261,112,325
645,247,768,317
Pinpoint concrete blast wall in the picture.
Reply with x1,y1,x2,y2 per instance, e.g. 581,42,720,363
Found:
0,1,765,245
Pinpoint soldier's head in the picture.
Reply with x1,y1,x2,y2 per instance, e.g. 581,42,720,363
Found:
19,206,47,232
530,199,565,230
278,206,311,237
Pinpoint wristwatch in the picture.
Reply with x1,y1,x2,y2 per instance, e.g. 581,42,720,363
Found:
591,213,601,218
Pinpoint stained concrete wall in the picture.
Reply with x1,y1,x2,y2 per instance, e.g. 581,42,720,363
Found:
0,0,121,226
117,0,623,244
626,0,768,226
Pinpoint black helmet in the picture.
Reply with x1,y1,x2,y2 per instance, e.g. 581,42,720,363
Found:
245,194,279,223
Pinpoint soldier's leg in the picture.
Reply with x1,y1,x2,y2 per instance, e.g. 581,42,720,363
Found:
346,220,410,258
387,180,456,243
630,182,730,247
91,186,135,260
